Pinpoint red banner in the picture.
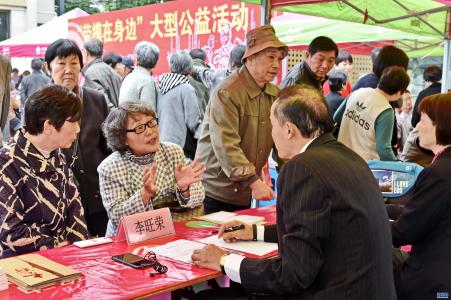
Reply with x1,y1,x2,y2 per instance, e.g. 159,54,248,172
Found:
69,0,261,78
0,44,49,58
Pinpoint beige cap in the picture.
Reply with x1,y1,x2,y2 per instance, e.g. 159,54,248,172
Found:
242,24,288,61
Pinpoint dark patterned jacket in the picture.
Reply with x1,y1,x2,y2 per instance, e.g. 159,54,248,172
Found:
0,130,89,257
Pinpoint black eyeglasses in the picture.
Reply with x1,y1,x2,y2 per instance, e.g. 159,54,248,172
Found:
126,118,158,134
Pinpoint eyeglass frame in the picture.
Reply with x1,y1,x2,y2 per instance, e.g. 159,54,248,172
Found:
126,117,158,134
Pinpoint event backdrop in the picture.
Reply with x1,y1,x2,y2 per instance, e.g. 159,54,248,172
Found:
69,0,262,80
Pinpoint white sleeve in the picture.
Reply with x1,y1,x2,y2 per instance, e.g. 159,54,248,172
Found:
257,225,265,241
223,253,245,283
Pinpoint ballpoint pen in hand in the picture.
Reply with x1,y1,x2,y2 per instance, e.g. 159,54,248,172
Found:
210,224,245,234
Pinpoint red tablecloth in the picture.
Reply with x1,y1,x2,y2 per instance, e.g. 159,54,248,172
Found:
0,206,277,300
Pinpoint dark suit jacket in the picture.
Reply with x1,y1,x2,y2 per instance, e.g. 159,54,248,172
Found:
19,71,50,104
63,87,110,235
392,147,451,300
240,133,396,300
411,82,441,127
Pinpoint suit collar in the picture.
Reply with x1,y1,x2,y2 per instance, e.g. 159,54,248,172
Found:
305,133,336,151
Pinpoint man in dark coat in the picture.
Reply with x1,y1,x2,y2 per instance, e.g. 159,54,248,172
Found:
19,58,50,106
193,85,396,300
188,48,210,119
280,36,337,91
82,37,122,109
411,65,442,127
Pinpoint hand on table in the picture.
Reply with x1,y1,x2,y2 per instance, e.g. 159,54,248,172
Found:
191,244,226,271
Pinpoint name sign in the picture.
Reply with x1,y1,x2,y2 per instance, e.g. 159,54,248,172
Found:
116,207,175,245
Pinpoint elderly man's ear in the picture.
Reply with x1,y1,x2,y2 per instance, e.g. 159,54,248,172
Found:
286,122,295,139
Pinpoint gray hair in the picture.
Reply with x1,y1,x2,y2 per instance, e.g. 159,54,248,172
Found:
102,101,157,153
31,58,44,71
274,85,334,138
83,38,103,57
189,48,206,61
134,41,160,69
169,51,193,75
229,45,246,69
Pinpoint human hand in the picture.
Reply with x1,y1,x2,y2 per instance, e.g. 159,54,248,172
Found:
250,179,276,200
191,244,226,271
218,220,253,243
56,240,69,248
141,163,158,205
175,157,205,191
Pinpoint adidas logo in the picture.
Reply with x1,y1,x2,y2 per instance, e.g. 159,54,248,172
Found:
356,101,367,112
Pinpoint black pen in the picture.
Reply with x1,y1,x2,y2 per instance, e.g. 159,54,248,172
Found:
210,224,245,234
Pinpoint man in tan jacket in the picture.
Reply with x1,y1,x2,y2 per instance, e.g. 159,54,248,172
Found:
196,25,287,213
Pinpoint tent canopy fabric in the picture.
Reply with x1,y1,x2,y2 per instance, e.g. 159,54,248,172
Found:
241,0,451,92
243,0,451,39
0,8,89,57
271,12,443,57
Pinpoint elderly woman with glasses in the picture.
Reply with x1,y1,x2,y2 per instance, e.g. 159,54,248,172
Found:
98,101,205,237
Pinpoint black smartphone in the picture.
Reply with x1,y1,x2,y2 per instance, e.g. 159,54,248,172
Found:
111,253,151,269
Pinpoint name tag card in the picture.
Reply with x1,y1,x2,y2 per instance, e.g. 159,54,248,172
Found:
116,207,175,245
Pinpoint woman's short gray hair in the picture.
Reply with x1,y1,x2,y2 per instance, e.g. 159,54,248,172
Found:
169,51,193,75
134,41,160,69
102,101,157,153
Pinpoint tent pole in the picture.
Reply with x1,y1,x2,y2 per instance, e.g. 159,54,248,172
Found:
59,0,65,16
261,0,272,25
441,38,450,93
442,8,450,93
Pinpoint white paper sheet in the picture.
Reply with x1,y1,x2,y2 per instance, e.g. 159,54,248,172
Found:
198,235,278,256
144,239,206,264
197,211,265,224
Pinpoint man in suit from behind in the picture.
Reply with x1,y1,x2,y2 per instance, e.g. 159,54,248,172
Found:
192,85,396,299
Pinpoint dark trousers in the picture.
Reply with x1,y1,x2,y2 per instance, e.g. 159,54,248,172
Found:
195,286,248,300
203,196,250,214
392,248,410,300
85,210,109,237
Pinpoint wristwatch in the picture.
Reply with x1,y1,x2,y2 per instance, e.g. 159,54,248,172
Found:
219,253,230,274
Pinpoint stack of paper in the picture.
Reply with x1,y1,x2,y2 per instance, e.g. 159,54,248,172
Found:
0,266,8,291
0,254,81,291
144,237,278,265
143,239,205,264
196,211,265,224
198,235,278,256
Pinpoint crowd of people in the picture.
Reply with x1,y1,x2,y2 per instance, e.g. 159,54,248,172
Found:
0,22,450,300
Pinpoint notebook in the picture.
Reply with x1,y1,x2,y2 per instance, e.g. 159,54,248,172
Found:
0,253,81,291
